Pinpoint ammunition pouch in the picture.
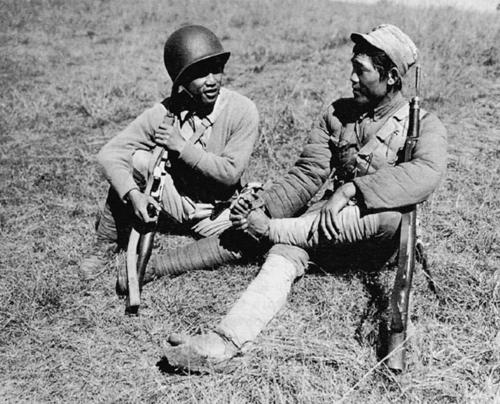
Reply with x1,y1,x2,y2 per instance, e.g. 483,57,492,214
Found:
332,104,427,181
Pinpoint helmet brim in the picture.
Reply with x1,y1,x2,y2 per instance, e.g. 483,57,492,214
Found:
172,51,230,88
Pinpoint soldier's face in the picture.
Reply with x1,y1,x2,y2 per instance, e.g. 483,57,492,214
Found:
350,53,389,106
183,60,224,108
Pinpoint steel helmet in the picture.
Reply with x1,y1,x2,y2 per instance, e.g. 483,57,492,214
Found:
163,25,230,87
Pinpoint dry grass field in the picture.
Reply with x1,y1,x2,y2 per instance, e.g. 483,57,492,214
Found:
340,0,497,13
1,0,499,402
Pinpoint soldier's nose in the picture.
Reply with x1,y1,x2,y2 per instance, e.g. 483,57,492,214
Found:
205,73,216,85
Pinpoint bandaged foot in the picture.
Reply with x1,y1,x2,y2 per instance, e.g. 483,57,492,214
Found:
163,331,239,372
216,252,305,347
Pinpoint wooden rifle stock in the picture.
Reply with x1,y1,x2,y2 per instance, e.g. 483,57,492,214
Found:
386,67,421,371
126,115,172,314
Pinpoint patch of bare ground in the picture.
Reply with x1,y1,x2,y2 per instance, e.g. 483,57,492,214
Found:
1,0,498,402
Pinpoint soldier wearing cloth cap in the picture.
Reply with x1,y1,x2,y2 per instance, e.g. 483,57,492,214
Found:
160,24,447,372
79,25,259,278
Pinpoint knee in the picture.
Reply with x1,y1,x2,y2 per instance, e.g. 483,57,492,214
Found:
334,205,364,243
336,206,401,243
268,244,309,277
374,211,402,240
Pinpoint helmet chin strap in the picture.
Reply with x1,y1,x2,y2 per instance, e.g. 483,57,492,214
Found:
177,84,194,100
175,84,216,116
170,84,196,113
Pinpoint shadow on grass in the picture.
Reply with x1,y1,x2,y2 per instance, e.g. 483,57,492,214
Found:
156,356,204,376
156,355,243,376
305,241,398,361
306,240,441,362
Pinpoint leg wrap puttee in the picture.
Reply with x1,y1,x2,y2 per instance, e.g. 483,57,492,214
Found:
216,246,308,349
269,214,318,248
152,231,246,278
269,206,400,248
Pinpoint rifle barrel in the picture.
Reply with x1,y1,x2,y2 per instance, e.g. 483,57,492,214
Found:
387,66,422,372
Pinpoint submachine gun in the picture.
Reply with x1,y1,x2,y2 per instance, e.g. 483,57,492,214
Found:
125,118,172,315
386,66,424,372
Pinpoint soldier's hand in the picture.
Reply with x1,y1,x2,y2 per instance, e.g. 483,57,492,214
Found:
246,209,270,239
154,124,186,153
230,195,260,228
127,189,161,223
230,212,248,230
230,182,264,216
230,208,270,240
230,196,253,217
311,182,356,241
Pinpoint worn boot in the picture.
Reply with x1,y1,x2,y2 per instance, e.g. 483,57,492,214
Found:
81,185,135,282
163,331,239,373
79,241,118,281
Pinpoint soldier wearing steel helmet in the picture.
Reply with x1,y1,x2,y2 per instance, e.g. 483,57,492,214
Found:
79,25,259,278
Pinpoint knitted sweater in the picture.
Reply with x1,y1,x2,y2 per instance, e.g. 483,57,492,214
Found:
97,88,259,203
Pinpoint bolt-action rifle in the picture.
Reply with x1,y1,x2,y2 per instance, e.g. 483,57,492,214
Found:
386,66,422,372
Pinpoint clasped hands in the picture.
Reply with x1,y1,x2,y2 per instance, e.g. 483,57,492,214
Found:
230,182,357,241
229,187,270,240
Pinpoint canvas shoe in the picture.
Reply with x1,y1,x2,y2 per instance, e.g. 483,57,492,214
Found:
163,331,239,373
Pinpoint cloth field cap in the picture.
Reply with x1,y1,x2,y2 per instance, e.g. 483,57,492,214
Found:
350,24,418,76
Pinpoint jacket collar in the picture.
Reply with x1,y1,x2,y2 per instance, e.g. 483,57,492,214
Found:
371,91,406,121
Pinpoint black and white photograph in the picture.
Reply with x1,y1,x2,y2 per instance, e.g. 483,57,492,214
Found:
1,0,498,402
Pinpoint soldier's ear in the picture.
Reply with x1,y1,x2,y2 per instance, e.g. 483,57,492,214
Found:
387,67,400,86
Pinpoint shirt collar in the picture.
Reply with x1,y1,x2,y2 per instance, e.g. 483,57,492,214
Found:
178,87,229,127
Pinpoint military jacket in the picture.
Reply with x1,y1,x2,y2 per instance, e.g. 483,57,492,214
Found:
261,92,447,218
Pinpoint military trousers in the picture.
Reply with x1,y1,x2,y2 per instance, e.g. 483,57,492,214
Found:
216,201,402,349
269,201,402,270
95,150,232,248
